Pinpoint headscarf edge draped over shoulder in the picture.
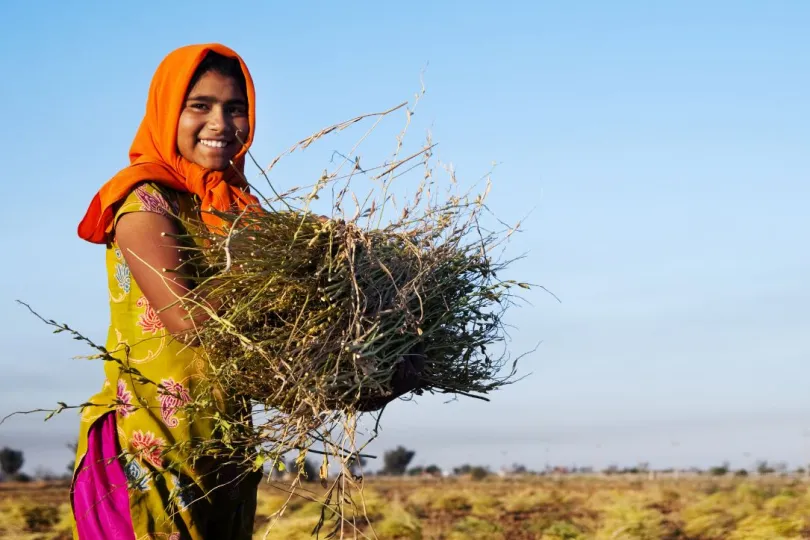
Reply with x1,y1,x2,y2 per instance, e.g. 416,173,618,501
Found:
78,43,261,244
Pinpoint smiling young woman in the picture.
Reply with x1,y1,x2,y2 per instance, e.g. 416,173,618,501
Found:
72,44,263,540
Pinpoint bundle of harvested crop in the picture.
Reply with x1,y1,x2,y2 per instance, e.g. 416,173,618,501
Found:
173,169,528,462
184,199,522,407
167,101,532,536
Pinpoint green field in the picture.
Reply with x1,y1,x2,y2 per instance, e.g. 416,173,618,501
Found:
2,475,809,539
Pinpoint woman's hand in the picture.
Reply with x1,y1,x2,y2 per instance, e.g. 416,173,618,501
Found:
390,343,425,396
356,343,426,412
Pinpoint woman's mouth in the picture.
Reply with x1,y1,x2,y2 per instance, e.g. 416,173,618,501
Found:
199,139,231,149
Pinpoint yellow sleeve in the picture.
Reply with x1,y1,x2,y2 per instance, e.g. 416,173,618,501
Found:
113,182,179,229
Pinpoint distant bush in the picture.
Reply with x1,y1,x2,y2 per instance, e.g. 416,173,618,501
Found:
594,493,667,540
383,446,416,476
432,492,472,513
729,514,805,540
285,455,317,482
34,467,64,482
468,492,501,518
709,462,730,476
682,492,740,539
424,464,442,476
20,504,60,532
448,516,504,540
452,464,489,480
510,463,528,474
602,465,619,476
503,489,555,514
0,447,24,478
404,490,433,518
376,503,422,539
541,521,587,540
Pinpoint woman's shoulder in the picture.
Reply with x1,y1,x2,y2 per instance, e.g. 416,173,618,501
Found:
113,181,197,224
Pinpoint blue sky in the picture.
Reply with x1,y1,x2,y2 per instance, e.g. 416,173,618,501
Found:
1,1,808,474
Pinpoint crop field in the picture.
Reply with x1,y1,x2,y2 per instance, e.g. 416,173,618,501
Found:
1,475,809,539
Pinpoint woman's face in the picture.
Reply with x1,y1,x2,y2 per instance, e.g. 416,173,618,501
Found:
177,70,250,171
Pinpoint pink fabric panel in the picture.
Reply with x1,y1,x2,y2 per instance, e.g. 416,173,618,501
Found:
72,413,135,539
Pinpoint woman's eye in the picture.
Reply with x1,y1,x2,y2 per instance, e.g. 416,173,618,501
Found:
228,105,247,115
189,103,208,111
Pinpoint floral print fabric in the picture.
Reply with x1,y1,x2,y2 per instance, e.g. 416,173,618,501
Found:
71,183,259,539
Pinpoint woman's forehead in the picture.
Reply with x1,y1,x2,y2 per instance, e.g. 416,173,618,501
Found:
186,71,247,100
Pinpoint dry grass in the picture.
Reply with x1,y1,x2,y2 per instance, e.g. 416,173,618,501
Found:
5,475,809,539
137,93,532,536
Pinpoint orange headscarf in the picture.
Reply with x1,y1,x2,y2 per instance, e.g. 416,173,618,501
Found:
78,43,261,244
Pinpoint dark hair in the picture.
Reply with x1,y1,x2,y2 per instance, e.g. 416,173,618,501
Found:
187,51,248,97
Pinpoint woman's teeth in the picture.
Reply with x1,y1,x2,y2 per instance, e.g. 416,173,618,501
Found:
199,139,228,148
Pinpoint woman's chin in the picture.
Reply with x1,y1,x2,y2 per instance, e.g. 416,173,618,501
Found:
196,158,232,171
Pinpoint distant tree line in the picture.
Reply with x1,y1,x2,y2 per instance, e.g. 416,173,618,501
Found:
2,442,807,484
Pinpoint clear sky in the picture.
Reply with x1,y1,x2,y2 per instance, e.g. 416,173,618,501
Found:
1,1,808,475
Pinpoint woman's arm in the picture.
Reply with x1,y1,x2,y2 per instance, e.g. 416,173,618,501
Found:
115,210,212,342
116,207,322,342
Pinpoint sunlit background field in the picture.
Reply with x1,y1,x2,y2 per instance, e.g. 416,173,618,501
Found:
3,472,810,539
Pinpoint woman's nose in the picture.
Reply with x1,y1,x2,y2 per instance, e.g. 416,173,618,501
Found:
207,106,229,131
